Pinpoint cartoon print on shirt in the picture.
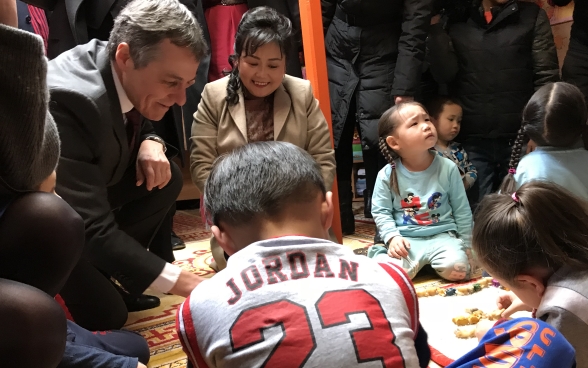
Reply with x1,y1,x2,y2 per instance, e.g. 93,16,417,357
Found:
400,193,432,225
427,192,442,210
431,214,440,223
402,208,418,225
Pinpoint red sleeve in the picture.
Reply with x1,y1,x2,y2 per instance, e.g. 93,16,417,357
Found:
176,295,210,368
377,262,419,335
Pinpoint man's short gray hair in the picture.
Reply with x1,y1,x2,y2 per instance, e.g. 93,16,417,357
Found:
108,0,208,68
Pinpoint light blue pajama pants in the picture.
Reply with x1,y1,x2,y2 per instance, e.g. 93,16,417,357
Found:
367,231,471,281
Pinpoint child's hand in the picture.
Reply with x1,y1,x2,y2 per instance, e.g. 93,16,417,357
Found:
462,178,470,189
475,319,495,341
496,291,532,318
387,236,411,259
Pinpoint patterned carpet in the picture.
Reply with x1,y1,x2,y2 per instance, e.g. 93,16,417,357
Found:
127,209,465,367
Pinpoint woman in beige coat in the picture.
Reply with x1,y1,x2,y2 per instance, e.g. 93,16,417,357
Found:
190,7,336,270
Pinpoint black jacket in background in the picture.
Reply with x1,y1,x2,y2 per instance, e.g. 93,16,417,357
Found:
430,0,559,139
322,0,433,149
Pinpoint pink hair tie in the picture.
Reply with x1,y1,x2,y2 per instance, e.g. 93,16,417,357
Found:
511,192,519,203
391,162,396,169
508,168,516,175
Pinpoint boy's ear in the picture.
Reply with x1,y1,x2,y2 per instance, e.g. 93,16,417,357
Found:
211,225,237,256
515,274,546,298
385,135,400,151
321,191,334,232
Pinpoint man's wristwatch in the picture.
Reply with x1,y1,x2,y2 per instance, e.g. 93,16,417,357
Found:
144,135,167,153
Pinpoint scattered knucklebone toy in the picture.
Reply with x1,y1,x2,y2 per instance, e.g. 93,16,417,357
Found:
453,308,506,339
415,277,493,298
454,325,476,339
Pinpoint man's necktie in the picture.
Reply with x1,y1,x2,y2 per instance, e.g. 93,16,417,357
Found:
125,108,142,150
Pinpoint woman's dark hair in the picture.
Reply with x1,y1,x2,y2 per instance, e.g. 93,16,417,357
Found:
426,95,461,120
473,181,588,283
501,82,588,193
378,102,428,195
225,7,293,105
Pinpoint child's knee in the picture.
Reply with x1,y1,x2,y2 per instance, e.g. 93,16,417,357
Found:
433,260,470,281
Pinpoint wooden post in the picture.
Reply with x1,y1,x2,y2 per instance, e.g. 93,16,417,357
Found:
299,0,343,244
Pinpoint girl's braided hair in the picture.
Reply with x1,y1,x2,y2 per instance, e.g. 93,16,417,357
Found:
378,102,428,195
500,82,588,194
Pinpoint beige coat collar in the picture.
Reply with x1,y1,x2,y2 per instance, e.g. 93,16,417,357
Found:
228,83,291,141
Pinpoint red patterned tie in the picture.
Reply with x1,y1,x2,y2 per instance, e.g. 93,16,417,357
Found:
125,108,142,150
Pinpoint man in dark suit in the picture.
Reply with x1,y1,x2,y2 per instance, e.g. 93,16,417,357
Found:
25,0,211,250
47,0,208,331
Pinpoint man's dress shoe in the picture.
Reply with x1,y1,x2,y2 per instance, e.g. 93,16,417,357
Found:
172,231,186,251
124,294,161,312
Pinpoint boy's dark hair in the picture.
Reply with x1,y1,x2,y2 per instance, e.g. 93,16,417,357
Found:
473,181,588,283
501,82,588,193
426,95,461,120
378,102,429,196
226,6,293,105
204,141,326,227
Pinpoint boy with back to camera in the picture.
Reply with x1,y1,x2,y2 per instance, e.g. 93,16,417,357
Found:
176,141,430,368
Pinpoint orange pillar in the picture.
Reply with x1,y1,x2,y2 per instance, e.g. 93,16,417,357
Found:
299,0,343,244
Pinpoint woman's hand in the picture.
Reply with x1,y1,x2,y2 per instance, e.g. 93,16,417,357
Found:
387,236,411,259
497,291,532,318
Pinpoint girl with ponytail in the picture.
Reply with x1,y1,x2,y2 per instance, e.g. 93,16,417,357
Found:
472,181,588,366
501,82,588,198
190,7,335,271
367,102,473,282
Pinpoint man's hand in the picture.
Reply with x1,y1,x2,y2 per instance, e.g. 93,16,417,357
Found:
169,270,204,297
497,290,532,318
388,236,411,259
395,96,414,105
0,0,17,27
136,139,171,191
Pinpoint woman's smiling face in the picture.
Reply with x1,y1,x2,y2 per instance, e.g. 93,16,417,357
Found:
237,42,286,98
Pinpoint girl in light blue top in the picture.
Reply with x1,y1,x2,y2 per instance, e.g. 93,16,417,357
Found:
367,102,473,281
501,82,588,199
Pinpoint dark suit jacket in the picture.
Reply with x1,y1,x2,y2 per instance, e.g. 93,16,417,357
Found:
27,0,211,163
47,40,166,295
247,0,302,78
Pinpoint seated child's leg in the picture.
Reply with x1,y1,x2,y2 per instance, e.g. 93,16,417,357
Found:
65,320,150,364
428,232,470,281
371,237,428,279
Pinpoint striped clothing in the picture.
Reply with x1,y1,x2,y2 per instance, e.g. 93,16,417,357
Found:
177,236,423,368
27,5,48,52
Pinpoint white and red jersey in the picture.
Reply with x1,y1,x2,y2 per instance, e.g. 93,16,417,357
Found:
177,236,421,368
